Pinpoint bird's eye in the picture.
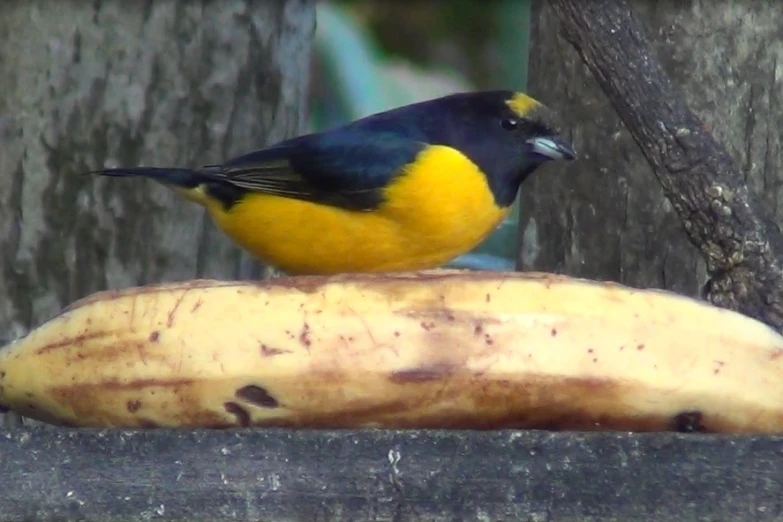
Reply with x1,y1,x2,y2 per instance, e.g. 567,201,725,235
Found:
500,117,519,130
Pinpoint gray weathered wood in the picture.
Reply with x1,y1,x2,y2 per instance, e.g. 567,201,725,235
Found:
0,427,782,521
549,0,783,331
0,0,315,426
521,0,783,326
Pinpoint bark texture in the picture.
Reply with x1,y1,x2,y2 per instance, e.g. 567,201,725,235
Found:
521,0,783,327
0,0,315,426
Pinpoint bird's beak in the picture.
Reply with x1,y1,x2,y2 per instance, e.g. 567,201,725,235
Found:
527,136,577,161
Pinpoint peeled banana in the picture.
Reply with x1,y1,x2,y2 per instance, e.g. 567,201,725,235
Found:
1,269,783,432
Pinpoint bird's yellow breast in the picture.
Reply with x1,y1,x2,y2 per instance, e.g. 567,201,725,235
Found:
202,145,511,275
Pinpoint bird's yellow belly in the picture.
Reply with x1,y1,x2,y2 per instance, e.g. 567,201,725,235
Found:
204,146,512,275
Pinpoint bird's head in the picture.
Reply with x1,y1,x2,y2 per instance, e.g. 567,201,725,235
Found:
501,91,576,164
426,90,576,206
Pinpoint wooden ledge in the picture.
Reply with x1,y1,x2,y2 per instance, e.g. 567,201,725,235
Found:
1,427,782,521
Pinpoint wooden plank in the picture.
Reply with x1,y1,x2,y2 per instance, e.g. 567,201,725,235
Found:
1,428,782,521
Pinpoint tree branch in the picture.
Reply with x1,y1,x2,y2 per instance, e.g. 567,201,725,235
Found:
549,0,783,331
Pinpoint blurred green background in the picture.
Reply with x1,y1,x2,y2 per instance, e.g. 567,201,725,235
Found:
308,0,532,271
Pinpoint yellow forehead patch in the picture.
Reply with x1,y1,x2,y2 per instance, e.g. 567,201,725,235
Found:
506,92,542,117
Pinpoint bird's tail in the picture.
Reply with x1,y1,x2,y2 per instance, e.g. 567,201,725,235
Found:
87,167,206,188
86,167,219,205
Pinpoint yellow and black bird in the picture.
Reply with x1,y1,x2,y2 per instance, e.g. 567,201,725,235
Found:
89,90,575,275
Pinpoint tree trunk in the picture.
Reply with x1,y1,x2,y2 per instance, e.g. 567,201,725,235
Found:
0,0,315,427
520,0,783,304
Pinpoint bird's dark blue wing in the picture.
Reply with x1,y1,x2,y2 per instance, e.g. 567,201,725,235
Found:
211,124,427,211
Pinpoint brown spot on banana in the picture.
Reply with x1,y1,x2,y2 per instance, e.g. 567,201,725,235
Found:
299,323,312,347
64,377,196,392
672,411,706,433
166,291,188,327
44,378,196,425
259,343,289,357
235,385,279,408
35,330,117,355
224,402,250,427
389,364,453,384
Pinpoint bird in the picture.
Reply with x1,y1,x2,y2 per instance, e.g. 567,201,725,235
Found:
87,90,576,275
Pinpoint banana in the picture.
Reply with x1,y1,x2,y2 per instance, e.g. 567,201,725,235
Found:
1,269,783,433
